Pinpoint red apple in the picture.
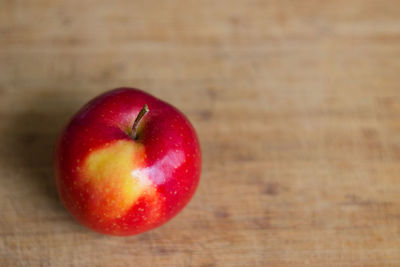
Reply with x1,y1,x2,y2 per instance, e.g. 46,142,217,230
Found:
53,88,201,236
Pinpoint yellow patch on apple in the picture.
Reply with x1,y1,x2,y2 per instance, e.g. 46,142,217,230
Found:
83,140,155,220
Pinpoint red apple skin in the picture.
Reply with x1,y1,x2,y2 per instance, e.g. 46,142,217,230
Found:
53,88,201,236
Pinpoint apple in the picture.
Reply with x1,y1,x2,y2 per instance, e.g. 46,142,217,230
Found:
53,88,201,236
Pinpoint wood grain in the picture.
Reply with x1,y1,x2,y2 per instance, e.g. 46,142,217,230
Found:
1,0,400,266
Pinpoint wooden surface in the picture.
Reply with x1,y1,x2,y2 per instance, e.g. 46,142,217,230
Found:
1,0,400,266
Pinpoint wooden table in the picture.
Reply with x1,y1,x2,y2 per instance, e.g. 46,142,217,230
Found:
1,0,400,266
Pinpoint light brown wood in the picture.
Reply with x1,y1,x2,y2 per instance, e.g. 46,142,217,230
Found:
1,0,400,266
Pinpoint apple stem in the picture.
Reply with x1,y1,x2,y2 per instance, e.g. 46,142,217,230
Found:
131,104,149,140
